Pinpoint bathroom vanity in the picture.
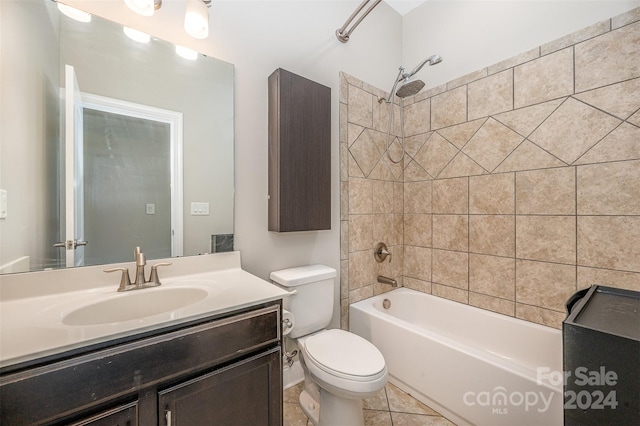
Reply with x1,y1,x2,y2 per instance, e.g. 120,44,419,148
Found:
0,252,288,425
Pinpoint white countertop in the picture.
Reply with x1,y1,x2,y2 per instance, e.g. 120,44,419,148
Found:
0,252,290,369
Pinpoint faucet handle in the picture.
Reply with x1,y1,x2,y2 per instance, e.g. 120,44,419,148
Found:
374,242,392,263
104,267,132,292
149,262,172,285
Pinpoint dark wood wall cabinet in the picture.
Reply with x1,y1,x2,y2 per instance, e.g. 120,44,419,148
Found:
0,303,283,426
268,68,331,232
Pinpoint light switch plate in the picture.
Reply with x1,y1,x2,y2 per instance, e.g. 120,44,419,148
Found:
146,203,155,215
190,202,210,216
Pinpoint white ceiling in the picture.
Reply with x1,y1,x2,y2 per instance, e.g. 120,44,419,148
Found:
384,0,427,16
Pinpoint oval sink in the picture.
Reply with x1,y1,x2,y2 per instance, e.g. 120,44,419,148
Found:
63,287,208,326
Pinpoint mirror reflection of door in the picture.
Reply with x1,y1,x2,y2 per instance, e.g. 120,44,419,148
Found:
63,65,183,267
83,109,171,265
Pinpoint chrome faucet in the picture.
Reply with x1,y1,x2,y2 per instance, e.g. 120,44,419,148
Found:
105,246,172,292
377,275,398,287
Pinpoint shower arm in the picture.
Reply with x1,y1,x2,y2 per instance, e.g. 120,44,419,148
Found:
336,0,383,43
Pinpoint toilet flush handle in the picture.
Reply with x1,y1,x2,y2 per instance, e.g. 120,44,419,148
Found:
374,242,392,263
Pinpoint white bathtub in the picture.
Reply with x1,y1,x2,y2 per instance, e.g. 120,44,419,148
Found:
350,288,563,426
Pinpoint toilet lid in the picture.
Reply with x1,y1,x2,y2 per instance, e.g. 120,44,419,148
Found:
304,329,385,378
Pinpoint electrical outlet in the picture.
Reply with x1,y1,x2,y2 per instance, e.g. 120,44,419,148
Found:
146,203,155,215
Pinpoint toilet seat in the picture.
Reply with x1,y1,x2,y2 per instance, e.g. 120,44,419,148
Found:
302,329,386,382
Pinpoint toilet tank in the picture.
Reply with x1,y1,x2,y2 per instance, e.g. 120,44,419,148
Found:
270,265,336,338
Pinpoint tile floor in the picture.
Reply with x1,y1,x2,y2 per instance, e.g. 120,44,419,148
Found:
284,382,457,426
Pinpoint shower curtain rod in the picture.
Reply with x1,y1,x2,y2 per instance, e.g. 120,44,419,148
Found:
336,0,383,43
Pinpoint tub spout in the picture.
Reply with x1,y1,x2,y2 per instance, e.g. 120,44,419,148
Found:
377,275,397,287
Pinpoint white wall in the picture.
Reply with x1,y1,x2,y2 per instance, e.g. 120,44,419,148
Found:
403,0,640,90
64,0,403,328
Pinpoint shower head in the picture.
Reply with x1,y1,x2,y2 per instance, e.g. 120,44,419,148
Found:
404,54,443,80
395,79,425,98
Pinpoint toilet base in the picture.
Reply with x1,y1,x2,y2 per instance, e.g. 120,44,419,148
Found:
299,387,365,426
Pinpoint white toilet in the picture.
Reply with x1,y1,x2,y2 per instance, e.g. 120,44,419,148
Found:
271,264,388,426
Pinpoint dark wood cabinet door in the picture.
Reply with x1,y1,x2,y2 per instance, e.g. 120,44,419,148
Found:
159,348,282,426
70,402,138,426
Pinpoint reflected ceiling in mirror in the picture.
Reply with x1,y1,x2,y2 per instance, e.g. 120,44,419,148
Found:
0,0,234,274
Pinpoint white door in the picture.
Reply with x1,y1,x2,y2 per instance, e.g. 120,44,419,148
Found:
63,64,86,267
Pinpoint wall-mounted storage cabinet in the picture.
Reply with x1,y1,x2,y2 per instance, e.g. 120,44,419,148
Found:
268,68,331,232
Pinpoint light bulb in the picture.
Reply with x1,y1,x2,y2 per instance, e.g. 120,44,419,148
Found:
175,45,198,61
184,0,209,39
124,0,155,17
57,3,91,23
123,27,151,43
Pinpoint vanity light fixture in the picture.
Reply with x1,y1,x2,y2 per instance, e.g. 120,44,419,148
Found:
123,26,151,43
124,0,162,17
184,0,210,39
57,3,91,23
175,45,198,60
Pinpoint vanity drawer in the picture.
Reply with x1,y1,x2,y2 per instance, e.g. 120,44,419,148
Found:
0,303,281,425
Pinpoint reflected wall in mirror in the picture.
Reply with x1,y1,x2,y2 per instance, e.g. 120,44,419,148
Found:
0,0,234,274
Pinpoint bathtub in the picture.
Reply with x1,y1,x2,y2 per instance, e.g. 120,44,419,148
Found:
350,288,563,426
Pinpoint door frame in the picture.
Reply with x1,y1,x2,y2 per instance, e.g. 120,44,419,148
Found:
80,93,184,258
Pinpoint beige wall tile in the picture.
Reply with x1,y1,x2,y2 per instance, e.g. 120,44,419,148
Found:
433,249,468,289
530,98,621,165
373,214,402,247
340,298,349,330
341,181,348,220
516,303,565,329
404,100,431,137
575,122,640,165
349,151,365,178
514,47,574,108
433,214,468,252
404,214,431,247
432,284,469,304
372,180,394,214
393,182,404,214
349,285,374,304
405,133,430,158
404,245,432,281
431,86,467,129
404,181,432,213
488,47,540,76
574,78,640,121
344,73,363,88
469,215,515,257
350,130,382,177
611,6,640,29
447,68,488,90
516,167,576,215
348,85,373,127
577,160,640,215
575,21,640,92
373,98,401,135
469,254,516,300
433,177,468,214
541,19,610,56
340,142,348,182
349,214,373,252
462,118,523,172
413,132,459,178
340,259,349,300
349,250,374,289
516,216,576,264
341,220,348,260
578,216,640,271
403,276,431,293
469,293,515,316
493,99,564,138
349,177,372,214
469,173,515,214
348,123,365,146
516,259,576,312
436,118,486,149
578,267,640,292
404,161,432,182
494,140,565,173
468,69,514,120
340,102,348,143
438,152,487,179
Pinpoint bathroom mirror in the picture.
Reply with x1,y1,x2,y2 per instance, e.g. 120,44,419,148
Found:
0,0,234,274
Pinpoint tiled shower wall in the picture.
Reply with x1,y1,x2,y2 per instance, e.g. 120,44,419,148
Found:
340,7,640,329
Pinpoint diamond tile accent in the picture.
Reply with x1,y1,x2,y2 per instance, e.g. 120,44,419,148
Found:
439,152,487,178
437,119,486,149
404,160,432,181
529,97,621,164
629,110,640,127
414,132,459,178
575,122,640,164
462,118,524,172
348,123,365,146
348,150,365,177
349,130,382,177
574,77,640,120
494,140,566,173
404,133,431,158
493,99,564,138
